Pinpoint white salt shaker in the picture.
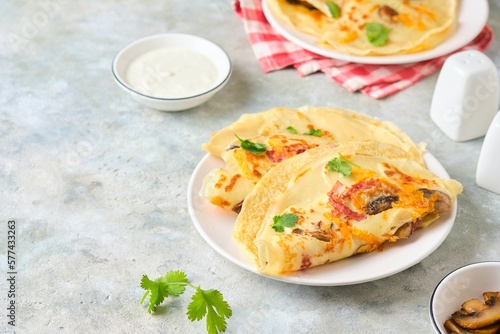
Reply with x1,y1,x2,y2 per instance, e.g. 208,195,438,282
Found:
430,50,499,142
476,111,500,194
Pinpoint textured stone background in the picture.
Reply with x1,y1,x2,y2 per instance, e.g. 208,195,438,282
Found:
0,1,499,333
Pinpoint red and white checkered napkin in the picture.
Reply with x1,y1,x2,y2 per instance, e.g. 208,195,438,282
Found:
234,0,494,99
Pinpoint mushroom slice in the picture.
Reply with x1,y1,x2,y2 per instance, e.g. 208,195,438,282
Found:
378,5,398,23
394,222,412,239
443,319,472,334
462,298,489,313
233,200,244,214
292,228,331,242
366,195,399,215
470,322,500,334
309,231,331,242
483,291,500,302
419,188,452,214
452,296,500,329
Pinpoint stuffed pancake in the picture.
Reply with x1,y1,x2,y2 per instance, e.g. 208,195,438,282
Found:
265,0,457,56
233,141,462,274
201,106,424,213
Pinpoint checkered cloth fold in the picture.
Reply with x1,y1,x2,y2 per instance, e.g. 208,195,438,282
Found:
234,0,494,99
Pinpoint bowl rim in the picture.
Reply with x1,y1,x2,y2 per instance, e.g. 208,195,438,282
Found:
429,260,500,333
111,32,232,102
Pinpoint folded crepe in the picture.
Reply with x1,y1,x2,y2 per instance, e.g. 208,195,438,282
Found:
233,141,462,274
202,106,424,213
265,0,457,56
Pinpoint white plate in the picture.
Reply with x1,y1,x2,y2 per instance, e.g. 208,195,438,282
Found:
188,153,457,286
262,0,489,64
187,152,457,286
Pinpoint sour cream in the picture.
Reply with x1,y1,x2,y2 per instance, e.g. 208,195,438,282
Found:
125,47,218,99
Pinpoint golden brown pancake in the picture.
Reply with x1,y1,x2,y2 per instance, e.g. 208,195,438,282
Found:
201,106,424,213
266,0,457,56
233,141,462,274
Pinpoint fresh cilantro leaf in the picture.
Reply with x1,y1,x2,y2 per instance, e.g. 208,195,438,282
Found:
303,128,323,137
140,270,188,313
187,287,232,334
328,158,351,177
163,270,188,296
235,134,266,154
365,22,390,46
327,153,359,177
326,1,341,18
271,213,299,232
140,275,165,313
141,270,232,334
140,274,156,292
286,126,298,134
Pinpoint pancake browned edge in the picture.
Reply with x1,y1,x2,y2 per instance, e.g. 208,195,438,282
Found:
233,141,462,275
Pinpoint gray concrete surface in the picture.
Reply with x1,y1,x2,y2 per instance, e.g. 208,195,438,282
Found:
1,1,499,333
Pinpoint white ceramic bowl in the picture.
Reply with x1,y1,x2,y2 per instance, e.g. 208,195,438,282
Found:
429,261,500,333
112,33,232,112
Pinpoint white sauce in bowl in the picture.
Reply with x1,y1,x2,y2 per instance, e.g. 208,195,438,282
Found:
125,47,218,99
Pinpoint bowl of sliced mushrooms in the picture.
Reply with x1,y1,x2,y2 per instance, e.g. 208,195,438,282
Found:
429,261,500,333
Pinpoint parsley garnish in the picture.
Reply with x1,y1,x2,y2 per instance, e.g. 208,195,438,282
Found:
365,22,390,46
303,128,323,137
286,126,298,134
327,153,359,177
234,134,266,154
141,270,232,334
271,213,299,232
326,1,341,18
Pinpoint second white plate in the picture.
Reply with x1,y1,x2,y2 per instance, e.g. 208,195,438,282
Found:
187,152,457,286
262,0,489,64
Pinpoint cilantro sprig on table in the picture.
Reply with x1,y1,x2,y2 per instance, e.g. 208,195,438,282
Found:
327,153,359,177
140,270,232,334
234,134,266,154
